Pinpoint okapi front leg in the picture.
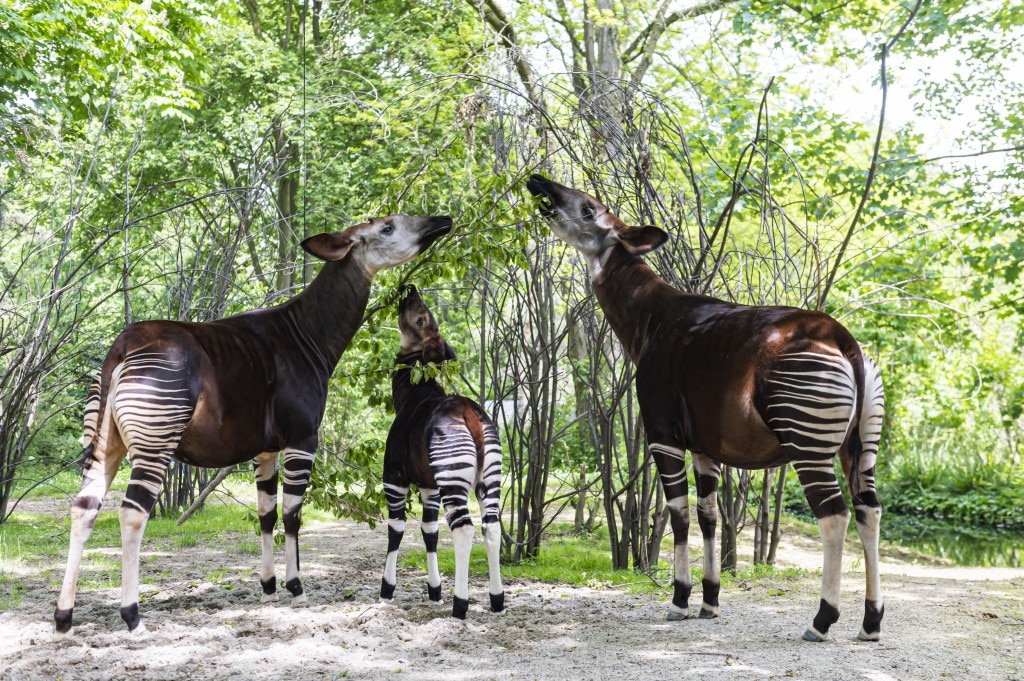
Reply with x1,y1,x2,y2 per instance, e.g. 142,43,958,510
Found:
380,482,409,601
418,488,443,603
253,451,279,602
650,443,692,621
282,446,315,606
692,452,721,619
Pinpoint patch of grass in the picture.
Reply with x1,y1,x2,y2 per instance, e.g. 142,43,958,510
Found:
399,520,810,598
0,572,25,609
405,532,689,596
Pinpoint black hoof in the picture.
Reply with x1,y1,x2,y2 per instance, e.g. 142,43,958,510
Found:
54,607,73,635
452,596,469,620
120,603,141,632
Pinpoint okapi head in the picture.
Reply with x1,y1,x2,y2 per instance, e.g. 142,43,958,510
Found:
397,284,454,365
526,174,667,277
301,215,452,275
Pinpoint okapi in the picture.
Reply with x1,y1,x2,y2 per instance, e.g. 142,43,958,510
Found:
379,285,504,619
54,214,452,637
527,174,885,642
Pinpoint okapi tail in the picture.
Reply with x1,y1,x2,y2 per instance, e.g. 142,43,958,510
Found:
850,352,884,503
78,374,102,468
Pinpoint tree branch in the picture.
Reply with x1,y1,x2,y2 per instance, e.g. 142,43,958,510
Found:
816,0,923,311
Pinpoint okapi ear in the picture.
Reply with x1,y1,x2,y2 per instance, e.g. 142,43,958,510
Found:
301,231,356,262
618,225,668,256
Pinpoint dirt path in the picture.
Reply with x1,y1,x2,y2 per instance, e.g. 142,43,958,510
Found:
2,507,1022,681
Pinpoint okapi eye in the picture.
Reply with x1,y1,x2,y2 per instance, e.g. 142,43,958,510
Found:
381,224,395,235
581,204,594,221
416,317,424,327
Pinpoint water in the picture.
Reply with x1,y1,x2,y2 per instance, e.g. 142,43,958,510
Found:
882,516,1024,568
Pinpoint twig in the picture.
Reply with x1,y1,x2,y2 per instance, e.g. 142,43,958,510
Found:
176,465,238,525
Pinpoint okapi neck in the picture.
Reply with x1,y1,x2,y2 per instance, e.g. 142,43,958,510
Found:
592,245,680,364
287,258,373,372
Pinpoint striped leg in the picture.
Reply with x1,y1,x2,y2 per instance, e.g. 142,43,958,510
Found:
766,351,856,641
649,442,692,621
692,452,721,618
253,451,279,602
419,488,443,603
430,419,477,619
477,421,504,613
119,451,174,634
107,353,196,633
380,481,409,601
852,354,885,641
281,445,314,606
54,392,125,638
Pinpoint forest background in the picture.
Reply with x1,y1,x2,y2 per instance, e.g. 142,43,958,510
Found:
1,0,1022,574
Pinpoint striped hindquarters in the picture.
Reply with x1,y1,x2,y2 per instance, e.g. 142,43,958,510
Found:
110,351,196,513
429,415,483,530
765,351,857,455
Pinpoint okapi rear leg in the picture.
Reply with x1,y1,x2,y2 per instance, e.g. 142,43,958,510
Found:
476,430,504,613
253,451,280,602
649,443,693,621
791,457,851,642
440,484,474,619
380,482,409,601
281,445,315,606
691,452,721,619
854,502,883,640
54,438,126,637
119,451,174,634
419,488,444,604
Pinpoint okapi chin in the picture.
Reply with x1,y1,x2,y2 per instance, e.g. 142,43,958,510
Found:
55,215,452,637
527,173,885,642
379,285,504,619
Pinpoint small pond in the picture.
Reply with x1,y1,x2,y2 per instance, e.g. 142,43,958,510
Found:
882,515,1024,568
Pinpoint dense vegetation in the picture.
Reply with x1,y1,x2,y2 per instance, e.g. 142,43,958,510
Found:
2,0,1022,575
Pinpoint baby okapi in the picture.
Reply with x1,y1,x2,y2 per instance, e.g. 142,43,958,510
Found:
527,174,885,642
55,215,452,637
380,285,504,619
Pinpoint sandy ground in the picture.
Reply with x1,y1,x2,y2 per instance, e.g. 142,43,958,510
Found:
1,498,1022,681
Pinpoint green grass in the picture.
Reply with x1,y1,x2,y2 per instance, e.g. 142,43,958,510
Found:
399,523,808,596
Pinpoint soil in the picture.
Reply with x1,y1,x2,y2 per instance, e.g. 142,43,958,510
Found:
1,497,1022,681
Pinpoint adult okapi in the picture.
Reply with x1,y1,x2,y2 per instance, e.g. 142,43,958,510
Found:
379,285,504,619
54,214,452,637
527,174,884,642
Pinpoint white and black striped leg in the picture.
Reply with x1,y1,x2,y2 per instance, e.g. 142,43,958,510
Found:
650,443,692,621
791,454,852,642
692,452,721,619
381,481,409,601
441,484,474,619
854,354,885,641
119,450,174,635
418,488,442,604
253,451,279,603
54,434,124,638
431,421,477,618
767,351,856,640
449,519,474,620
477,427,504,612
281,446,314,607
